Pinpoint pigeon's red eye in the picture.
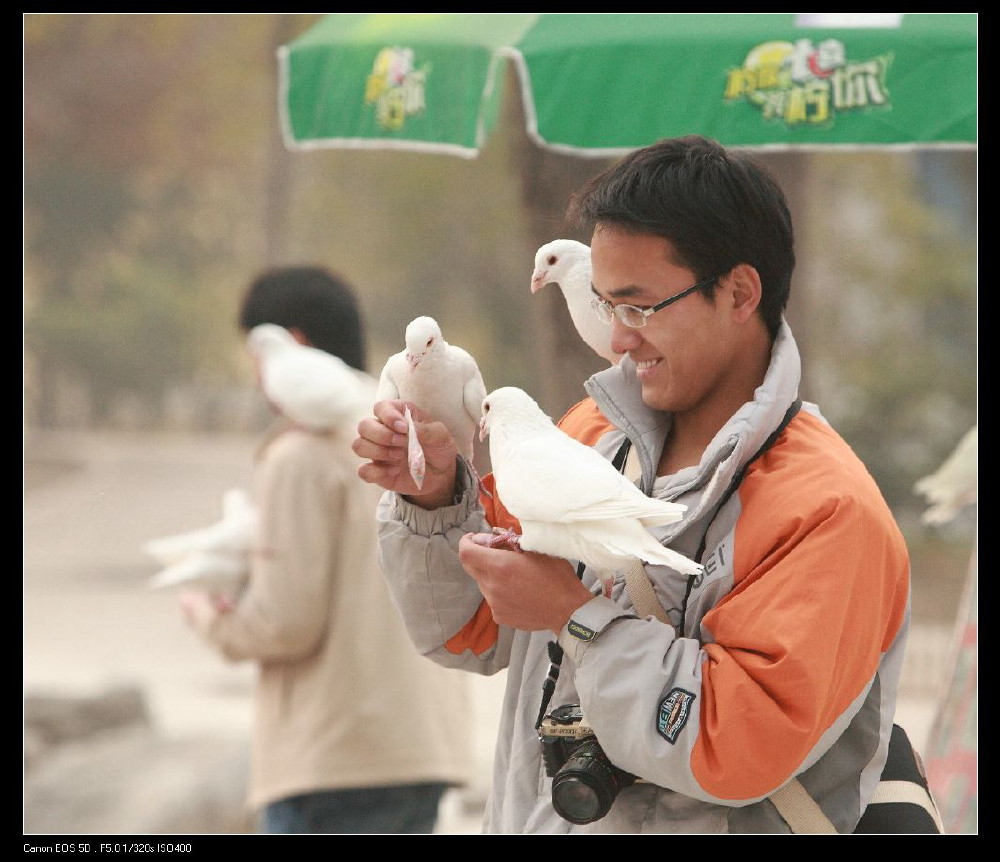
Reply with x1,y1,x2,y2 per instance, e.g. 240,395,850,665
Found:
484,403,490,413
547,255,557,265
426,337,433,347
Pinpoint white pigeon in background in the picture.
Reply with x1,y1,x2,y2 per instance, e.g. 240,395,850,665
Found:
143,487,258,598
531,239,617,365
147,551,250,597
376,316,487,480
143,487,257,565
478,386,701,596
914,424,978,525
246,323,377,431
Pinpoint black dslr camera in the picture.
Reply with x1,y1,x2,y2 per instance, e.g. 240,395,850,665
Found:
539,703,637,824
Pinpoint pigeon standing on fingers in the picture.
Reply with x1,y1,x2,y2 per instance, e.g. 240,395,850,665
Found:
376,316,487,471
531,239,617,365
246,323,377,432
478,386,701,596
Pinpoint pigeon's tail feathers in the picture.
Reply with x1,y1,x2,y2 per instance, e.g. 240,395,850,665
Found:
592,527,703,576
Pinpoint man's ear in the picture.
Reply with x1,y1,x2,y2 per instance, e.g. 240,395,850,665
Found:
288,327,312,347
727,264,762,323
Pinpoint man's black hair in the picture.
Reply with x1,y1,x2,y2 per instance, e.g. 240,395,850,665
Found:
238,265,368,372
567,135,795,340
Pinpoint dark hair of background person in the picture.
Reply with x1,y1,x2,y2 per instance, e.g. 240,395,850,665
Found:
238,265,368,372
567,135,795,341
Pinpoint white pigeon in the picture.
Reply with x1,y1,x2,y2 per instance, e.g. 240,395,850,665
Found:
478,386,702,595
531,239,617,365
376,315,487,465
246,323,377,431
143,487,258,565
147,550,249,598
914,425,978,525
143,487,257,598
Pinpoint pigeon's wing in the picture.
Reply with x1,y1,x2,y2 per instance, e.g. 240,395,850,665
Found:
494,428,684,527
457,353,488,428
375,353,404,403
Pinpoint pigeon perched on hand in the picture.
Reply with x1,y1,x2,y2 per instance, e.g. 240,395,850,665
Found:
143,487,257,599
914,424,978,525
246,323,376,431
531,239,617,365
376,316,487,477
478,386,701,596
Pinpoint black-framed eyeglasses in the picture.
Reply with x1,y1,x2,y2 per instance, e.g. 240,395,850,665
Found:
590,274,719,329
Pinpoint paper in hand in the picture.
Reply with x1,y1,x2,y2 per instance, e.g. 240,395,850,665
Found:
404,405,426,490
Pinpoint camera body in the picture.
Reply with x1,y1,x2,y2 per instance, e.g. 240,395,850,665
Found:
539,703,636,824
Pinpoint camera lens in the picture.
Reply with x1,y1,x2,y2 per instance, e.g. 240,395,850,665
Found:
552,773,605,824
550,739,633,825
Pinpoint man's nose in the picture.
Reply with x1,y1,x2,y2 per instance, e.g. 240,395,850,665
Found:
609,316,642,356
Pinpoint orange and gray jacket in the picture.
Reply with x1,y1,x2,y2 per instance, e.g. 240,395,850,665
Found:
376,321,911,833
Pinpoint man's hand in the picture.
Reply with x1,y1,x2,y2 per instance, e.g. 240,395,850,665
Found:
458,533,594,634
178,589,227,635
353,399,459,509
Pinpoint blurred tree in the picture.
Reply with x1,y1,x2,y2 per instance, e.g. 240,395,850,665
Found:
24,13,320,426
795,151,977,516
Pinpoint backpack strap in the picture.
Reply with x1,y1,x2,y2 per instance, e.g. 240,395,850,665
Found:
769,781,839,833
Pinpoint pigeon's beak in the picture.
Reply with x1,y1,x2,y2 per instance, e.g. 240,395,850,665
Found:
478,415,488,442
530,272,547,294
405,352,420,369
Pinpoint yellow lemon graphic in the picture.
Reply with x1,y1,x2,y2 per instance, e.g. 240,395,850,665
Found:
742,41,794,105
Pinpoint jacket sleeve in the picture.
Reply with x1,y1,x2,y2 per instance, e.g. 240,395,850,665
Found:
194,437,340,663
376,456,514,675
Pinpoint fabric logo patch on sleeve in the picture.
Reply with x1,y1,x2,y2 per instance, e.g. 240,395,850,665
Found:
567,619,596,642
657,688,696,744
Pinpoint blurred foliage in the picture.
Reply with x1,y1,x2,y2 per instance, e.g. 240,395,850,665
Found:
796,151,977,513
24,14,976,588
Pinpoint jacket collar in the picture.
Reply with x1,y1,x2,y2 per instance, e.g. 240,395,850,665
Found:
584,318,803,516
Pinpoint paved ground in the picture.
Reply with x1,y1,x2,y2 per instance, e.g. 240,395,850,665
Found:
23,428,959,836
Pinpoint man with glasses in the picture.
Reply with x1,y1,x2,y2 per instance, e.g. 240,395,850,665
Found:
354,136,912,833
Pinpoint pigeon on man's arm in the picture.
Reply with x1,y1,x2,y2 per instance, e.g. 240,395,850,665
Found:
531,239,617,365
246,323,376,432
478,386,701,597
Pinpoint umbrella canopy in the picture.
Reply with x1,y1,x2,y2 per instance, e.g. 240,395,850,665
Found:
278,12,977,158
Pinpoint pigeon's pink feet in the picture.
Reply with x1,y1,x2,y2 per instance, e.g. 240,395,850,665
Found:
487,527,523,551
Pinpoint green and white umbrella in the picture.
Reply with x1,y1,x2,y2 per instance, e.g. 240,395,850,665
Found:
278,12,977,158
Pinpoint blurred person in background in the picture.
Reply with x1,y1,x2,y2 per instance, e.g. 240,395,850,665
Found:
179,265,473,834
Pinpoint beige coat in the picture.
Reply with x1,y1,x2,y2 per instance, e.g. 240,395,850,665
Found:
196,420,474,810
